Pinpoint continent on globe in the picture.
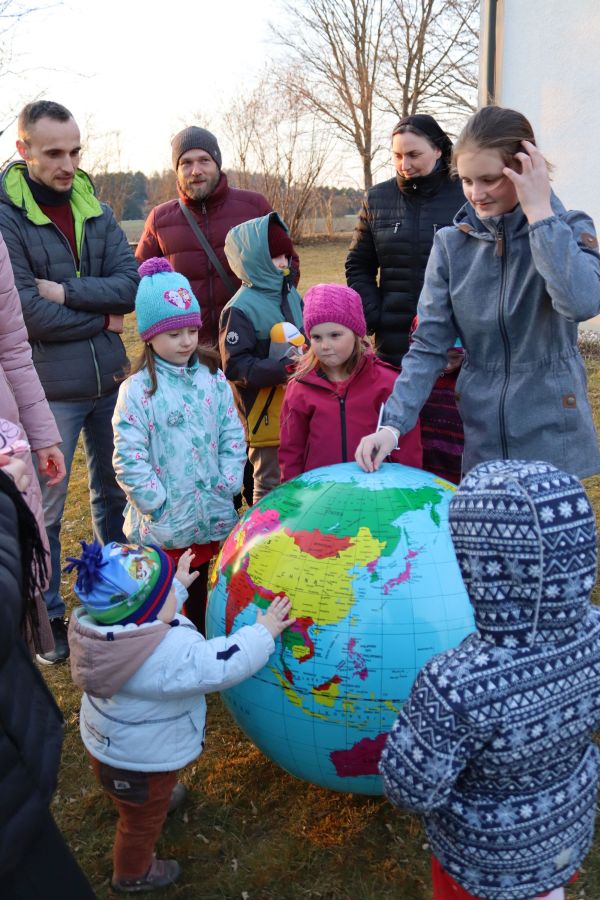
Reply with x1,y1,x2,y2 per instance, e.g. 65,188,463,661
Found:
207,462,474,795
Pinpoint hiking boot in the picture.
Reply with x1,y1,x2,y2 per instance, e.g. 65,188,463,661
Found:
111,858,181,893
167,782,187,815
36,617,70,665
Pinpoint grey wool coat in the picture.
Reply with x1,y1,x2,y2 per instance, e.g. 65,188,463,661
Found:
382,195,600,479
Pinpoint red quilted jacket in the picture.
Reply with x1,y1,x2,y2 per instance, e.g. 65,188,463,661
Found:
279,351,422,481
137,174,281,346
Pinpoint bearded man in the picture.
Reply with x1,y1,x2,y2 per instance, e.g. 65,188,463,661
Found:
137,126,298,347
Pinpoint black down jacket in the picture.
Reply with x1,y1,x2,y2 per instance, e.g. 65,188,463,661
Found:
0,487,64,876
0,163,138,401
346,168,464,365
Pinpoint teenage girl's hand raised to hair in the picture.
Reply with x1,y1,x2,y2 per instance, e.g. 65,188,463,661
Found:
256,594,295,638
502,140,553,225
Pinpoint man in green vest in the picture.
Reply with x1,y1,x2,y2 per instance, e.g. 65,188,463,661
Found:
0,101,139,664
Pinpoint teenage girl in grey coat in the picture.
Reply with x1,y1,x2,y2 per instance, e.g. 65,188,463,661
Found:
356,106,600,480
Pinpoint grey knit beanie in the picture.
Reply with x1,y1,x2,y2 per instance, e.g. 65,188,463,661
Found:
171,126,222,170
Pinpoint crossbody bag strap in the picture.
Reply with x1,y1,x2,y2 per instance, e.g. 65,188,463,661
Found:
178,199,237,296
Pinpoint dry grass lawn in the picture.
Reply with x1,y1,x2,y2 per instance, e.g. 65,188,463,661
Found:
45,238,598,899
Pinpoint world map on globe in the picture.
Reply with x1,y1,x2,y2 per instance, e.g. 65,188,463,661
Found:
206,462,475,794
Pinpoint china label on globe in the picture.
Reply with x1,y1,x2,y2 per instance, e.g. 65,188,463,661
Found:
207,462,474,795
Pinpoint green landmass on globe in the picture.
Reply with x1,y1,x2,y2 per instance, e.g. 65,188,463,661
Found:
207,462,474,795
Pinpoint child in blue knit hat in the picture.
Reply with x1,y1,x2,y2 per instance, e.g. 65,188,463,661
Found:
379,459,600,900
112,258,246,635
67,538,294,892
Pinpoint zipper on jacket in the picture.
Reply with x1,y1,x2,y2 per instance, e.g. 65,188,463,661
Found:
394,222,401,233
496,221,510,457
80,217,102,397
495,225,504,257
410,197,421,307
251,386,277,435
47,219,102,396
339,395,347,462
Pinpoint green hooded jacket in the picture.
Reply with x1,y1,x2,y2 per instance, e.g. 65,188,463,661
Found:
219,213,303,446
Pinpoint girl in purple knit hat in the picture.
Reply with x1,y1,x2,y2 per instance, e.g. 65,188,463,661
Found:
112,258,246,635
279,283,422,481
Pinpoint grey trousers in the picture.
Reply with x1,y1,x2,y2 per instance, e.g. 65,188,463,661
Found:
248,445,280,504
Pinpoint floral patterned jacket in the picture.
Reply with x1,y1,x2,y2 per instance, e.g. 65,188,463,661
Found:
112,354,245,549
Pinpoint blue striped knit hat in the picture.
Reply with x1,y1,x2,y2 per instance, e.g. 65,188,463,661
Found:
136,258,202,341
64,540,175,625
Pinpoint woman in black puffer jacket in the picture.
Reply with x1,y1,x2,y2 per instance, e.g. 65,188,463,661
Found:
346,114,465,365
0,465,96,899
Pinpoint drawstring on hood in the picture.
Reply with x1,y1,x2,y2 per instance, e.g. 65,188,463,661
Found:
449,459,597,648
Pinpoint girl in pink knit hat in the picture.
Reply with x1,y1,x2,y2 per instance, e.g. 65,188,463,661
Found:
279,283,422,481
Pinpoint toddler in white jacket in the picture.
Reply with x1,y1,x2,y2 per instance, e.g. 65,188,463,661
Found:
67,539,293,894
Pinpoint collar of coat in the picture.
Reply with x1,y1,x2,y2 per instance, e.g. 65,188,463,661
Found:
453,190,566,241
296,350,398,392
395,164,454,198
1,161,103,226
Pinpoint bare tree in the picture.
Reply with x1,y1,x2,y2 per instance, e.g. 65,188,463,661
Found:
222,93,261,191
379,0,479,123
271,0,478,189
146,170,176,211
223,78,331,241
272,0,390,191
0,1,57,164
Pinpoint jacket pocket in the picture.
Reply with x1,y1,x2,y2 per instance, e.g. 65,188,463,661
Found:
142,492,199,548
82,711,111,750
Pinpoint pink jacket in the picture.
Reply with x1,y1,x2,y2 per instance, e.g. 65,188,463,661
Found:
279,351,422,482
0,233,61,653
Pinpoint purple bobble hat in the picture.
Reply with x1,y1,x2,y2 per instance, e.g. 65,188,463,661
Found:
303,283,366,338
136,258,202,341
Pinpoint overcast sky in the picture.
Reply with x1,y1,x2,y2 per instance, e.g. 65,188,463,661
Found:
1,0,283,174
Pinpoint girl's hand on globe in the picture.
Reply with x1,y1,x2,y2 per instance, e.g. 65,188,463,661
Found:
355,429,397,472
257,594,295,638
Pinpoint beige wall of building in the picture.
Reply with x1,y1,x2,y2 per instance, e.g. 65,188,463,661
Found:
480,0,600,328
481,0,600,223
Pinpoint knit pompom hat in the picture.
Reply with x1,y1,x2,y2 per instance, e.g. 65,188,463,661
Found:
64,540,175,625
136,258,202,341
303,283,366,338
171,126,222,170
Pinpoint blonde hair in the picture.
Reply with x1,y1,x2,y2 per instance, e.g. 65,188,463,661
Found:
291,335,371,381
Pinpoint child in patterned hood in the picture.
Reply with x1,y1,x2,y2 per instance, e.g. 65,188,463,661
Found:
112,258,246,634
379,459,600,900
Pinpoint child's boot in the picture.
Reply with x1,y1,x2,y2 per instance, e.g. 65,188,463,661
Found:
111,857,181,893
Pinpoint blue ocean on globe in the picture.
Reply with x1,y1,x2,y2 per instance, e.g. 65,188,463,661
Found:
206,462,474,795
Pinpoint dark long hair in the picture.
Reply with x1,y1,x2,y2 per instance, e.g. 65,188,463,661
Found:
0,468,47,641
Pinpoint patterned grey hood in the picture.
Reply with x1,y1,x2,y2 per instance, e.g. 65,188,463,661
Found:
449,459,597,647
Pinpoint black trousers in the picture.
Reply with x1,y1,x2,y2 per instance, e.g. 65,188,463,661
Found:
2,809,97,899
183,560,210,636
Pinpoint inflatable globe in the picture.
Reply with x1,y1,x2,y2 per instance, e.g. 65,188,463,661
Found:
206,462,474,794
